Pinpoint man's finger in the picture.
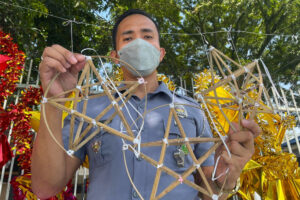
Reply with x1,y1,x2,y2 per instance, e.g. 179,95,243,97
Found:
42,46,71,69
228,122,241,134
69,60,86,77
241,119,261,138
74,53,86,62
229,140,254,158
52,44,78,65
41,57,66,73
228,130,254,150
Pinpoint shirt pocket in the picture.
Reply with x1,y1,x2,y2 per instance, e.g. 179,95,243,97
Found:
86,120,122,169
163,117,197,172
86,133,104,169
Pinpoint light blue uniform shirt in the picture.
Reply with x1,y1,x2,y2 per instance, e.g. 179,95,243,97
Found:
62,82,214,200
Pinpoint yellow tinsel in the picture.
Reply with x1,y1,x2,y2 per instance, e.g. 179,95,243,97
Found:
157,74,176,91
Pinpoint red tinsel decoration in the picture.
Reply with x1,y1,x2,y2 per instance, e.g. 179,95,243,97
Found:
20,86,43,109
0,31,25,104
0,134,13,168
11,174,77,200
0,30,25,170
0,54,11,74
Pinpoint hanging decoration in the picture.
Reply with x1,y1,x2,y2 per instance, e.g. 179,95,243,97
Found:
194,54,300,200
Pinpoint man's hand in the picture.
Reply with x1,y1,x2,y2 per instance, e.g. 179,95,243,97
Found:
39,44,86,97
214,119,261,189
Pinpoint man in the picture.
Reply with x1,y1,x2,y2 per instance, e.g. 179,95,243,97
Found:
32,9,261,200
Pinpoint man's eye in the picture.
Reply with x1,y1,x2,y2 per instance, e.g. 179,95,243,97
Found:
123,37,132,41
144,35,153,39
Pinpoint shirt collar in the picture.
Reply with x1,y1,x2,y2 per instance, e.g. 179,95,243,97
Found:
150,81,173,101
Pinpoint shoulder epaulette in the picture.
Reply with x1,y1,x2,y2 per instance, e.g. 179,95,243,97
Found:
175,93,199,106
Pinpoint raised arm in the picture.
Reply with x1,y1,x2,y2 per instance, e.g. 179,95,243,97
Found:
31,45,86,198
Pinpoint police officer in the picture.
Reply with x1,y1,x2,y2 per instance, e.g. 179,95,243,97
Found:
32,9,261,200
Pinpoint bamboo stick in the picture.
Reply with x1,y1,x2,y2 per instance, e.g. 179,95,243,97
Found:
141,138,221,147
73,67,91,148
150,111,173,199
68,62,90,148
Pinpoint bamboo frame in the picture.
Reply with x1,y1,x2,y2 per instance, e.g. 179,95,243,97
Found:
42,56,147,155
197,47,275,133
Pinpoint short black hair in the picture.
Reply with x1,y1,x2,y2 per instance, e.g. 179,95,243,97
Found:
112,9,160,50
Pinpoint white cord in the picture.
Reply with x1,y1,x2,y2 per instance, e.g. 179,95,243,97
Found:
196,94,231,181
259,58,284,103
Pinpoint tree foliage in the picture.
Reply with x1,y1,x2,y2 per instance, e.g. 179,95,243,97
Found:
0,0,299,91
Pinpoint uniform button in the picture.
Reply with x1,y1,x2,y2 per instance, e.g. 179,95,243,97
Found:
132,191,139,198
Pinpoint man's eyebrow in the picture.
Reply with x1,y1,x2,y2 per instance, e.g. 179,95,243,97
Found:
122,30,134,35
141,28,153,33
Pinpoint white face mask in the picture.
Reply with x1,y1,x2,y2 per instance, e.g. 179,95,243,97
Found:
118,38,161,77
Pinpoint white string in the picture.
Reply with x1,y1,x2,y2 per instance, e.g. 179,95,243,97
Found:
243,66,249,73
122,148,144,200
0,1,109,28
120,125,140,158
162,138,168,145
193,163,200,169
211,156,229,181
231,74,236,80
62,19,76,52
76,85,82,92
211,194,219,200
238,98,243,105
196,93,231,181
259,58,284,103
91,119,97,127
157,164,163,168
66,149,74,156
161,30,300,38
41,96,48,104
227,25,241,65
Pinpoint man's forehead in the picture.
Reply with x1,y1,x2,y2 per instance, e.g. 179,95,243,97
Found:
117,14,157,34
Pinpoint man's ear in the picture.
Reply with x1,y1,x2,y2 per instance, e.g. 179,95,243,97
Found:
110,50,119,64
159,48,166,62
